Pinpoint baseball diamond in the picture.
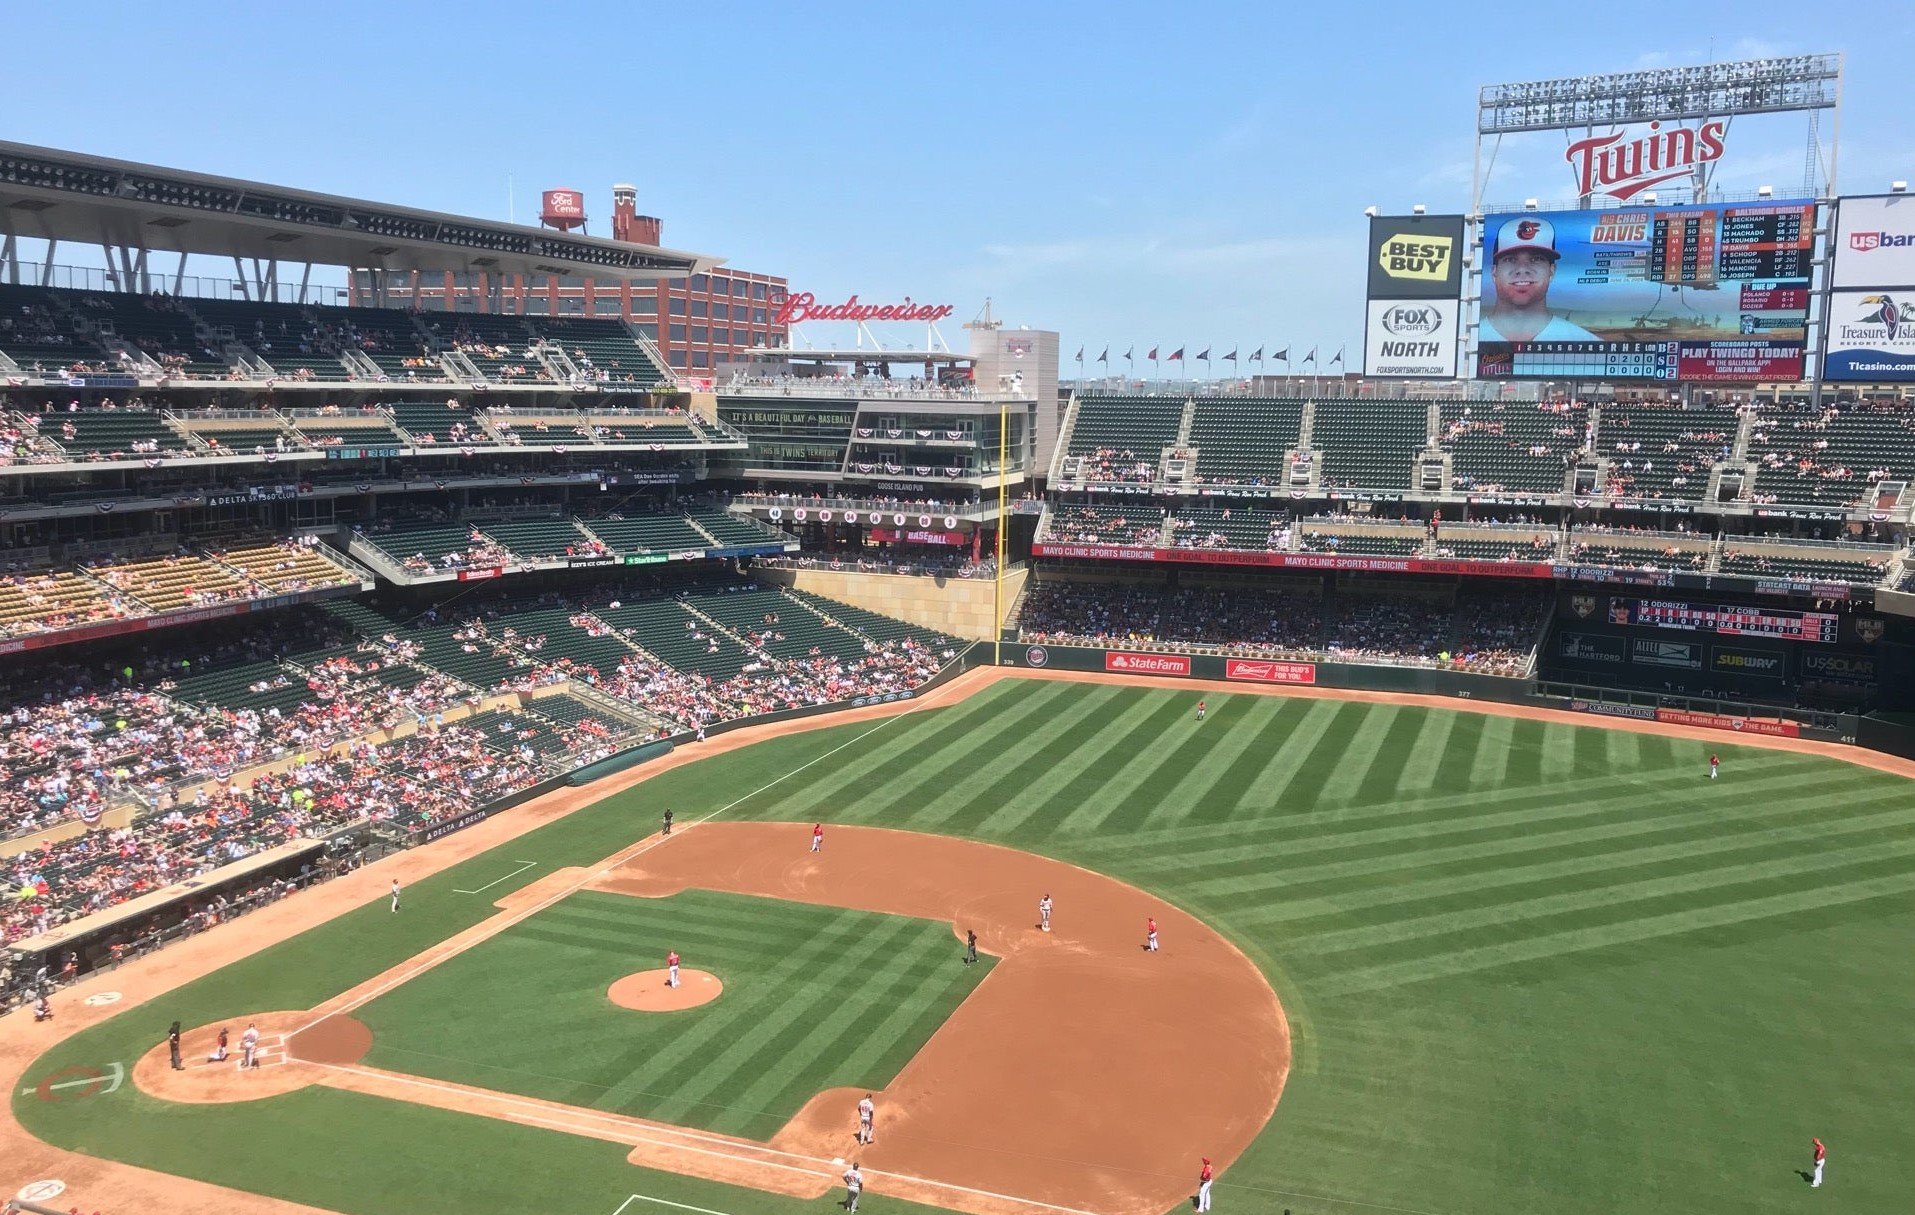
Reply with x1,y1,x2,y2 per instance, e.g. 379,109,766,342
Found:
9,668,1915,1215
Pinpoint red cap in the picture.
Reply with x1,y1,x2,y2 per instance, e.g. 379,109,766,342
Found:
1202,1157,1211,1164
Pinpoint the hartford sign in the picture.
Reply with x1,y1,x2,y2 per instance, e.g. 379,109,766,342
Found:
1565,120,1727,201
773,293,956,326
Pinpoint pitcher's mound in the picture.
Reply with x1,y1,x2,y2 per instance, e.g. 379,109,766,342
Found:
609,969,722,1010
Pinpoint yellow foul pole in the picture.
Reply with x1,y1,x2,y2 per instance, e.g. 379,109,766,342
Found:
993,398,1008,666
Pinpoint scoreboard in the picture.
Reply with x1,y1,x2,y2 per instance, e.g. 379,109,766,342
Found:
1646,204,1815,287
1618,599,1840,643
1477,201,1818,384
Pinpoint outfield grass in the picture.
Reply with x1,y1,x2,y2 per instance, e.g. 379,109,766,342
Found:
17,678,1915,1214
355,889,992,1137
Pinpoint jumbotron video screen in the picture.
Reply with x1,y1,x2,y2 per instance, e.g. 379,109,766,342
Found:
1476,201,1816,382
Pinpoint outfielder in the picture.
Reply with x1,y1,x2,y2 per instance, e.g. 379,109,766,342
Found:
1709,753,1720,780
1038,893,1053,933
239,1023,261,1070
1197,1157,1214,1211
1196,699,1207,722
667,949,681,988
390,879,401,913
1811,1137,1826,1188
856,1093,876,1144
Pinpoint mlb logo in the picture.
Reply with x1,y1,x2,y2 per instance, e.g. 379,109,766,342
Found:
1851,232,1883,253
1856,617,1886,644
1570,595,1596,618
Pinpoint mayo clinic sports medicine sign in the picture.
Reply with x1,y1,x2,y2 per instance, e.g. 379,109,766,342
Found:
1363,213,1464,379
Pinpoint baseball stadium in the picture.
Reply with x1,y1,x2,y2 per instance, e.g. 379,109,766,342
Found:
4,41,1915,1215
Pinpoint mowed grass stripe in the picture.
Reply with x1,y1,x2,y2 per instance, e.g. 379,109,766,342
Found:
1202,698,1345,822
1502,718,1548,787
778,709,977,819
1007,691,1195,838
1240,789,1915,931
1255,701,1373,815
1285,812,1915,960
1191,774,1889,908
1076,743,1812,857
1468,715,1519,787
713,928,966,1124
1123,695,1298,832
938,686,1141,835
650,913,925,1132
589,906,886,1115
1350,706,1434,806
1313,861,1915,997
1390,705,1457,798
1136,762,1866,888
984,689,1184,837
1313,704,1405,808
846,682,1083,825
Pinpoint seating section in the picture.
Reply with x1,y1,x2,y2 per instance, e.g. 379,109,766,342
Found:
1717,550,1889,584
578,513,712,555
782,588,954,649
489,415,592,446
357,522,513,574
317,306,441,382
1312,398,1427,489
459,707,577,758
686,508,781,548
292,413,408,448
1435,532,1557,562
476,518,598,561
0,283,106,372
1598,402,1730,501
1045,504,1164,546
1295,531,1422,556
684,586,869,662
1443,400,1584,493
1749,402,1915,507
206,539,362,592
0,570,122,638
389,400,480,444
1064,395,1183,481
70,293,229,378
1167,503,1288,550
37,410,189,459
1190,398,1303,485
194,425,299,455
535,317,670,387
596,598,753,679
1566,534,1710,571
85,552,255,611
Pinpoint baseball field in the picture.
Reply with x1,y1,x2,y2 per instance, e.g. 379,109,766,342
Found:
8,669,1914,1215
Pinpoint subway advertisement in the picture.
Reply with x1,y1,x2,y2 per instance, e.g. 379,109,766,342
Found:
1476,201,1815,382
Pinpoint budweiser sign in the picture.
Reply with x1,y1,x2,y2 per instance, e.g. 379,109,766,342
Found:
1225,659,1316,685
773,293,956,326
1564,120,1727,201
1104,651,1192,676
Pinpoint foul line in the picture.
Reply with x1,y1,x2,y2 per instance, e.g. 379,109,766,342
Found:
303,1056,1103,1215
289,673,977,1039
453,860,537,895
612,1196,737,1215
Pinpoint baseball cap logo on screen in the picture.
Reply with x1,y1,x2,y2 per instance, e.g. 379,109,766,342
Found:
1377,233,1453,282
1493,217,1560,261
1380,304,1442,336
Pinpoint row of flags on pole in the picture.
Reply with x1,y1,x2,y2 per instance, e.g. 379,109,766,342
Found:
1072,346,1345,372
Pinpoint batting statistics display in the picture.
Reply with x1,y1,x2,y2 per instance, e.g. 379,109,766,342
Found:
1617,599,1839,643
1476,202,1816,382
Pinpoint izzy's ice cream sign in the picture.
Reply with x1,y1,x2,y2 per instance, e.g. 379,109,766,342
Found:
773,293,956,325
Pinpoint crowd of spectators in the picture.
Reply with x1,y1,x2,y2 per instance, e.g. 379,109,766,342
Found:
1,720,545,945
1074,446,1157,483
1016,580,1546,673
1749,399,1913,505
761,551,1000,579
1046,504,1165,546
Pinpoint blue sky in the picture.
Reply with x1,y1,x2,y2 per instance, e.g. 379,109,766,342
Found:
10,1,1913,367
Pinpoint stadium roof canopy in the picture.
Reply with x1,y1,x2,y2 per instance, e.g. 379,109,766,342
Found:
0,141,719,282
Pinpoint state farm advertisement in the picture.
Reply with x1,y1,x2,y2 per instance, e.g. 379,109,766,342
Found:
1653,707,1801,738
1225,659,1317,684
1104,651,1192,676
